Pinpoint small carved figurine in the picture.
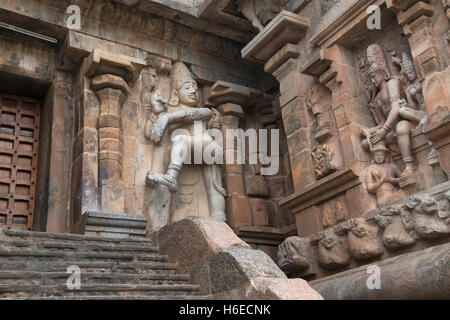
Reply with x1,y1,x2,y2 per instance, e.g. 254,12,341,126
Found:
361,128,402,206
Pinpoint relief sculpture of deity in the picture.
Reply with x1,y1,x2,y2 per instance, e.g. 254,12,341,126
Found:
365,44,429,178
144,62,226,227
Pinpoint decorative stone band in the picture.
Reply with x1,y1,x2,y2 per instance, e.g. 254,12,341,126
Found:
278,181,450,279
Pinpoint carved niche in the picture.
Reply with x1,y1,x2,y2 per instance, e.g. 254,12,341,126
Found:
305,82,343,180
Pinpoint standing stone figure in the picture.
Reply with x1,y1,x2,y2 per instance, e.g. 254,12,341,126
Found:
145,62,226,223
361,128,402,206
366,44,428,177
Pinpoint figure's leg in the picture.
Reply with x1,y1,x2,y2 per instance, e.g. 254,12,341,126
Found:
399,106,429,128
146,135,191,193
201,136,226,220
203,164,226,221
396,120,415,175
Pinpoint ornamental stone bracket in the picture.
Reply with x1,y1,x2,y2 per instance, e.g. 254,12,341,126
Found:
85,49,145,215
241,10,310,64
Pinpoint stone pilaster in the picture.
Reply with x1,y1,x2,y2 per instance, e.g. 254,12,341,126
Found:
83,49,145,216
91,75,129,214
207,81,260,228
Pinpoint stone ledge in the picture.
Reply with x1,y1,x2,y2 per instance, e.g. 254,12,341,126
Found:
310,242,450,299
241,10,310,63
279,167,360,213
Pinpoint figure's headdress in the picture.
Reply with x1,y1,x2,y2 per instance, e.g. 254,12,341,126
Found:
170,62,196,92
360,127,389,153
401,53,416,78
367,44,391,80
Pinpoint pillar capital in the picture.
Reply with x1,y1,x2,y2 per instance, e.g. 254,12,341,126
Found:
207,80,260,109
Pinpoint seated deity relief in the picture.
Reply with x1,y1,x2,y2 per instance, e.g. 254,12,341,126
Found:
144,62,226,227
237,0,289,32
364,44,430,180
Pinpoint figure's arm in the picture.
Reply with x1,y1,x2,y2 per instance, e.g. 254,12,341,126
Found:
366,169,385,194
166,108,213,125
149,108,213,144
371,79,402,144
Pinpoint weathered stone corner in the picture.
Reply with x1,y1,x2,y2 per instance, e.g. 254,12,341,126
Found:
154,216,323,300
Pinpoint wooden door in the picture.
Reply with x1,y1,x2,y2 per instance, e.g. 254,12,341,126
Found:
0,93,40,231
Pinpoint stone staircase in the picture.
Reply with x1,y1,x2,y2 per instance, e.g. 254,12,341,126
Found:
0,228,205,300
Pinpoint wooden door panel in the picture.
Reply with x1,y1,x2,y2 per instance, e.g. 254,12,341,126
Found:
0,93,40,231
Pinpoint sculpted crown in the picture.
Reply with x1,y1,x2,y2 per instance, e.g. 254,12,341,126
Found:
367,44,391,79
171,62,196,92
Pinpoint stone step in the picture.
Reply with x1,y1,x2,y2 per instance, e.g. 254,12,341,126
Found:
0,249,168,262
1,229,156,247
3,239,159,254
0,271,190,285
0,284,200,298
0,261,179,274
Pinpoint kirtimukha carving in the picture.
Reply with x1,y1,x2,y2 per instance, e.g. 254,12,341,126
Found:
406,195,450,239
145,62,226,222
365,44,429,178
277,236,311,276
237,0,289,32
347,218,384,261
361,128,402,206
375,205,417,250
317,230,350,270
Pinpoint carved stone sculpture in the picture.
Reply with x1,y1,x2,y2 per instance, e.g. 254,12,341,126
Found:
375,205,417,250
366,44,428,178
393,53,429,128
237,0,289,32
312,144,336,179
361,128,402,206
277,236,311,276
145,62,226,223
346,218,384,261
406,195,450,239
317,230,350,270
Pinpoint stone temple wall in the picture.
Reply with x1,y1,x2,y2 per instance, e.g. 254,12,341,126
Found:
0,0,449,298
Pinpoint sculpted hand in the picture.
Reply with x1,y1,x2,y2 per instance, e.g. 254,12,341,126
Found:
151,113,169,144
370,128,386,145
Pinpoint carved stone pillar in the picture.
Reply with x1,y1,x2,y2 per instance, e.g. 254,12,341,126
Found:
207,81,260,227
91,75,129,214
84,50,144,215
241,10,311,192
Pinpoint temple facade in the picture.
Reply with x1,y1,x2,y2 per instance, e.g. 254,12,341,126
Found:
0,0,448,299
